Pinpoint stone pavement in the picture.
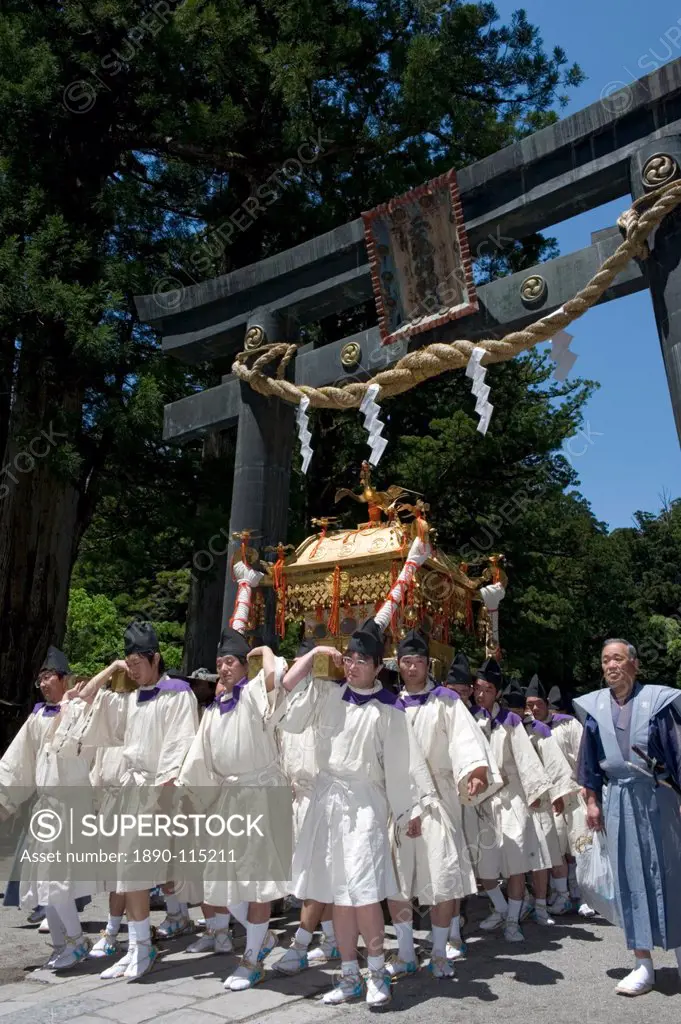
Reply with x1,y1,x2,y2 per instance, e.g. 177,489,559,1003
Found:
0,895,679,1023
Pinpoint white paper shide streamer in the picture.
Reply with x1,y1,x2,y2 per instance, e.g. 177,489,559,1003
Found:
230,560,264,633
360,382,388,466
465,347,493,435
542,306,578,381
373,536,431,631
296,396,313,474
550,330,577,381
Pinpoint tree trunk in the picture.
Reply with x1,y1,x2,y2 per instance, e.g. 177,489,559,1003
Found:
0,334,15,463
0,458,81,695
0,339,88,750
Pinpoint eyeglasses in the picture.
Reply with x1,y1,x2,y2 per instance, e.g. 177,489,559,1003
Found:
35,671,58,688
342,655,370,668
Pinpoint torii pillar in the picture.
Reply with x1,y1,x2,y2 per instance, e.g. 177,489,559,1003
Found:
631,136,681,446
223,309,298,645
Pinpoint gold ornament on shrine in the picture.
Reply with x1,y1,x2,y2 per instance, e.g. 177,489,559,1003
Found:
231,528,261,567
254,463,508,677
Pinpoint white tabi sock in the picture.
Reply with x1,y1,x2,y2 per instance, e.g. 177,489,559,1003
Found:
553,876,568,894
54,899,81,938
321,919,336,941
164,894,181,915
128,918,151,946
449,915,461,941
106,914,123,936
536,898,547,908
212,913,230,931
294,927,313,948
625,958,654,986
341,959,360,976
487,885,508,914
367,954,385,973
506,899,523,924
394,921,416,963
431,924,449,957
245,920,268,961
228,901,249,928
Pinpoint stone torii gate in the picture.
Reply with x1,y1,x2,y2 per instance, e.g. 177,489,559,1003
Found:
136,57,681,668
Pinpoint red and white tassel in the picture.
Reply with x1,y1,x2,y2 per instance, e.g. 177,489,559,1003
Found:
230,561,264,634
374,536,431,631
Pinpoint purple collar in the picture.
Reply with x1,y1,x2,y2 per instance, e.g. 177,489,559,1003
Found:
547,712,574,725
401,684,459,707
493,707,523,729
137,677,192,704
471,704,521,729
526,717,552,738
32,702,60,717
342,685,403,710
137,687,159,703
213,677,248,715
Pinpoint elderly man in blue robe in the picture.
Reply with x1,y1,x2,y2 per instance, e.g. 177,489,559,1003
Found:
574,638,681,997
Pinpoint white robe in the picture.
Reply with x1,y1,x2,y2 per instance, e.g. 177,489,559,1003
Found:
525,720,579,869
88,703,129,893
177,668,290,905
392,683,504,903
469,704,553,878
90,745,127,791
273,658,320,852
0,701,97,907
278,674,319,848
545,712,589,854
275,678,419,906
54,678,199,892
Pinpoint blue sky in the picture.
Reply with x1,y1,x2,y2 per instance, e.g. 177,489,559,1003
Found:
494,0,681,528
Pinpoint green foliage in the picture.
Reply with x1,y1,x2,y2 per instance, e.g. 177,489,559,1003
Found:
64,582,185,677
64,589,122,676
279,620,307,662
612,500,681,686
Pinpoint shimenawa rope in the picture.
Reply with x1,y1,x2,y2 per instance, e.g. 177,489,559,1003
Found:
231,178,681,410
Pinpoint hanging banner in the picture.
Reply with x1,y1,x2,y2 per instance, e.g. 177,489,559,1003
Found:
362,169,478,346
